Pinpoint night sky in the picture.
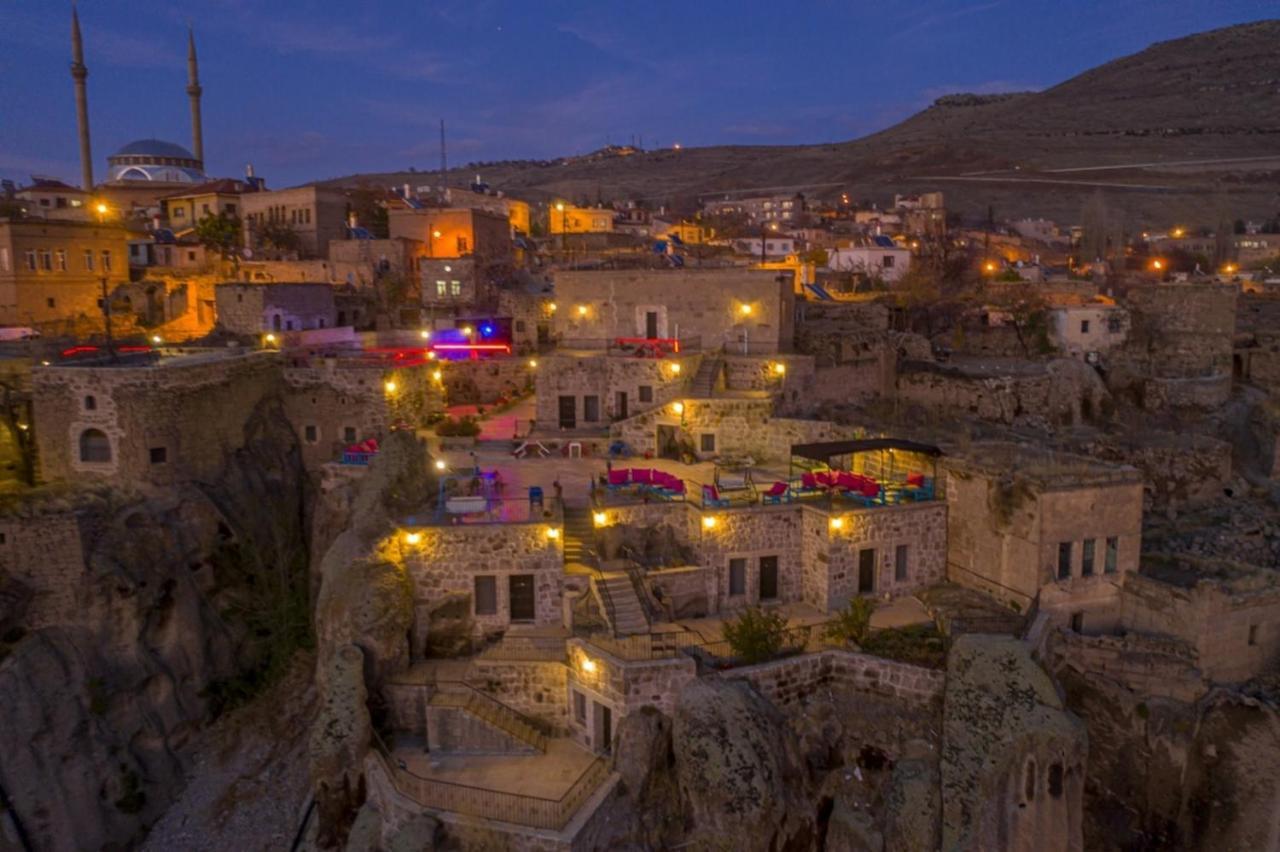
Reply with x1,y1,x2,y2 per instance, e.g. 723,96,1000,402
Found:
0,1,1273,189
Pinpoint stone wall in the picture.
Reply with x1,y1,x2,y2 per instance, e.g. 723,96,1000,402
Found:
1120,570,1280,684
426,704,539,754
534,352,696,428
1048,629,1206,703
403,523,565,644
896,358,1108,428
443,357,533,406
610,397,852,463
32,351,281,486
467,659,570,733
720,649,945,707
825,501,948,609
553,269,795,354
215,282,337,335
793,299,895,404
0,511,86,629
566,640,697,751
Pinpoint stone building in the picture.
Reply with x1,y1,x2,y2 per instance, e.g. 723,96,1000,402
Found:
387,207,512,265
215,282,336,334
1047,298,1129,360
0,218,129,327
553,268,796,355
944,443,1144,630
240,186,351,259
160,178,252,229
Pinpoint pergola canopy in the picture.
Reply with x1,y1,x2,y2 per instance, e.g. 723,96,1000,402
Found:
790,438,943,463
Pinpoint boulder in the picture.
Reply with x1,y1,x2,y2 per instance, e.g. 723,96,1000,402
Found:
673,678,816,851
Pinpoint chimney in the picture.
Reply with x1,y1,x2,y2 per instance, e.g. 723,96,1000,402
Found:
246,163,255,178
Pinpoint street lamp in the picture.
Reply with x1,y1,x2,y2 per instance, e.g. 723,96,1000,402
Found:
429,229,442,257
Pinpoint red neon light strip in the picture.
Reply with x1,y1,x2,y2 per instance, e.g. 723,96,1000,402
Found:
430,344,511,352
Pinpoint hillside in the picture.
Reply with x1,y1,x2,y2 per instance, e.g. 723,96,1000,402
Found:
323,20,1280,224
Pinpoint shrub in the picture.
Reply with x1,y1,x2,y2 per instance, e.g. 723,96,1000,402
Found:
434,416,481,437
861,624,948,669
722,607,788,664
824,597,877,646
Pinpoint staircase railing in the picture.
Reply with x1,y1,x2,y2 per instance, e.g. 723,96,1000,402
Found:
569,505,622,638
432,681,552,750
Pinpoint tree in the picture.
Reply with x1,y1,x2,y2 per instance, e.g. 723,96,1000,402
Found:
990,286,1052,357
258,221,302,254
194,212,241,257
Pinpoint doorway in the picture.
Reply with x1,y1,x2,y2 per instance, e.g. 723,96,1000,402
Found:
509,574,535,621
656,424,681,460
645,311,659,339
759,556,778,600
616,391,628,420
558,396,576,430
593,701,613,753
858,549,876,594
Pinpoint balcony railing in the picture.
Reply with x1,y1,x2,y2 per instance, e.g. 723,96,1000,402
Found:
372,731,610,831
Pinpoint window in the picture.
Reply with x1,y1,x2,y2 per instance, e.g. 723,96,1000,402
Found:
1071,612,1084,633
729,558,746,596
187,250,196,261
450,280,462,296
883,254,895,268
1248,624,1259,647
39,250,52,271
79,429,111,463
173,206,186,218
1107,316,1123,333
101,250,112,272
457,236,468,253
0,247,8,272
84,395,96,411
700,433,716,453
638,385,653,403
1080,319,1091,334
436,280,447,297
1081,539,1096,577
1057,542,1072,580
24,250,36,271
83,249,94,271
1047,764,1064,799
895,544,909,583
474,575,497,616
201,203,211,215
46,297,55,309
149,446,167,464
226,203,237,215
304,425,318,443
573,690,587,724
54,250,67,271
583,395,600,423
1104,537,1118,573
343,426,357,443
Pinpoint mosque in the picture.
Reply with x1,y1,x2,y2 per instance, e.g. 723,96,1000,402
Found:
70,7,208,193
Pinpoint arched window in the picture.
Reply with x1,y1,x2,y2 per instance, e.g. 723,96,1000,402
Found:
79,428,111,463
84,394,96,411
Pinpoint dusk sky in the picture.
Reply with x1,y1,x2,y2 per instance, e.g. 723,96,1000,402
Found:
1,0,1273,189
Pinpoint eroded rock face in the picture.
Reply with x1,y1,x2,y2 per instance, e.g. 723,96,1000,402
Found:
0,397,310,852
673,678,816,852
310,645,372,848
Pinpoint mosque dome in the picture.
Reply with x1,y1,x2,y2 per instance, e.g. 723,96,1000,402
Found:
106,137,206,183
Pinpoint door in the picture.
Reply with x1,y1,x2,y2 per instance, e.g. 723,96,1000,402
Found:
858,549,876,594
509,574,535,621
537,322,550,346
759,556,778,600
656,424,680,460
616,391,628,420
593,701,613,753
645,311,659,339
558,396,576,430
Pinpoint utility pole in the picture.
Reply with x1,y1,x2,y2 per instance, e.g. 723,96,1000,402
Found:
439,119,447,200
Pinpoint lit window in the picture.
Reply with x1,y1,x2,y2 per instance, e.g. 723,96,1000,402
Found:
1104,537,1118,573
54,249,67,271
101,250,112,272
436,280,447,297
450,280,462,296
84,249,93,271
39,250,52,271
24,250,36,271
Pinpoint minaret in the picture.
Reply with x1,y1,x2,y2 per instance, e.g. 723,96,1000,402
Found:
70,5,93,190
186,26,204,168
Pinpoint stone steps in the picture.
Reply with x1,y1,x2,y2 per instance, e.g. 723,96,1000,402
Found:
690,358,722,398
596,572,649,635
430,686,549,752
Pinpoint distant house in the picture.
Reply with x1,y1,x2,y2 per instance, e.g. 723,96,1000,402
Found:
1047,296,1129,360
730,235,796,259
13,178,91,222
702,193,805,225
547,202,615,235
214,282,336,334
827,235,911,283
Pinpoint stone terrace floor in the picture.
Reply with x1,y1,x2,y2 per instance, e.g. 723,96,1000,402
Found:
394,736,597,800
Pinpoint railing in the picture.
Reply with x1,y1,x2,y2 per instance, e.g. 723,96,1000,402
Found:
409,496,563,527
430,683,551,751
582,620,831,663
555,335,703,355
372,730,610,831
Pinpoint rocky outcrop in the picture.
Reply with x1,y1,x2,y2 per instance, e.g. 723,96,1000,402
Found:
311,645,373,849
0,396,311,852
883,739,941,852
942,634,1088,852
673,678,817,851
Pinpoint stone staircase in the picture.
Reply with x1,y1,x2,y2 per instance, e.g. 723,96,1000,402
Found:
595,571,650,636
429,684,549,753
689,357,722,398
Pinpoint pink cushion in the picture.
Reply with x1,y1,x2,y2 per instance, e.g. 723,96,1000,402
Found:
836,472,858,490
706,484,721,500
632,469,653,485
907,472,925,487
608,469,629,486
802,473,818,489
765,482,787,496
861,481,879,497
